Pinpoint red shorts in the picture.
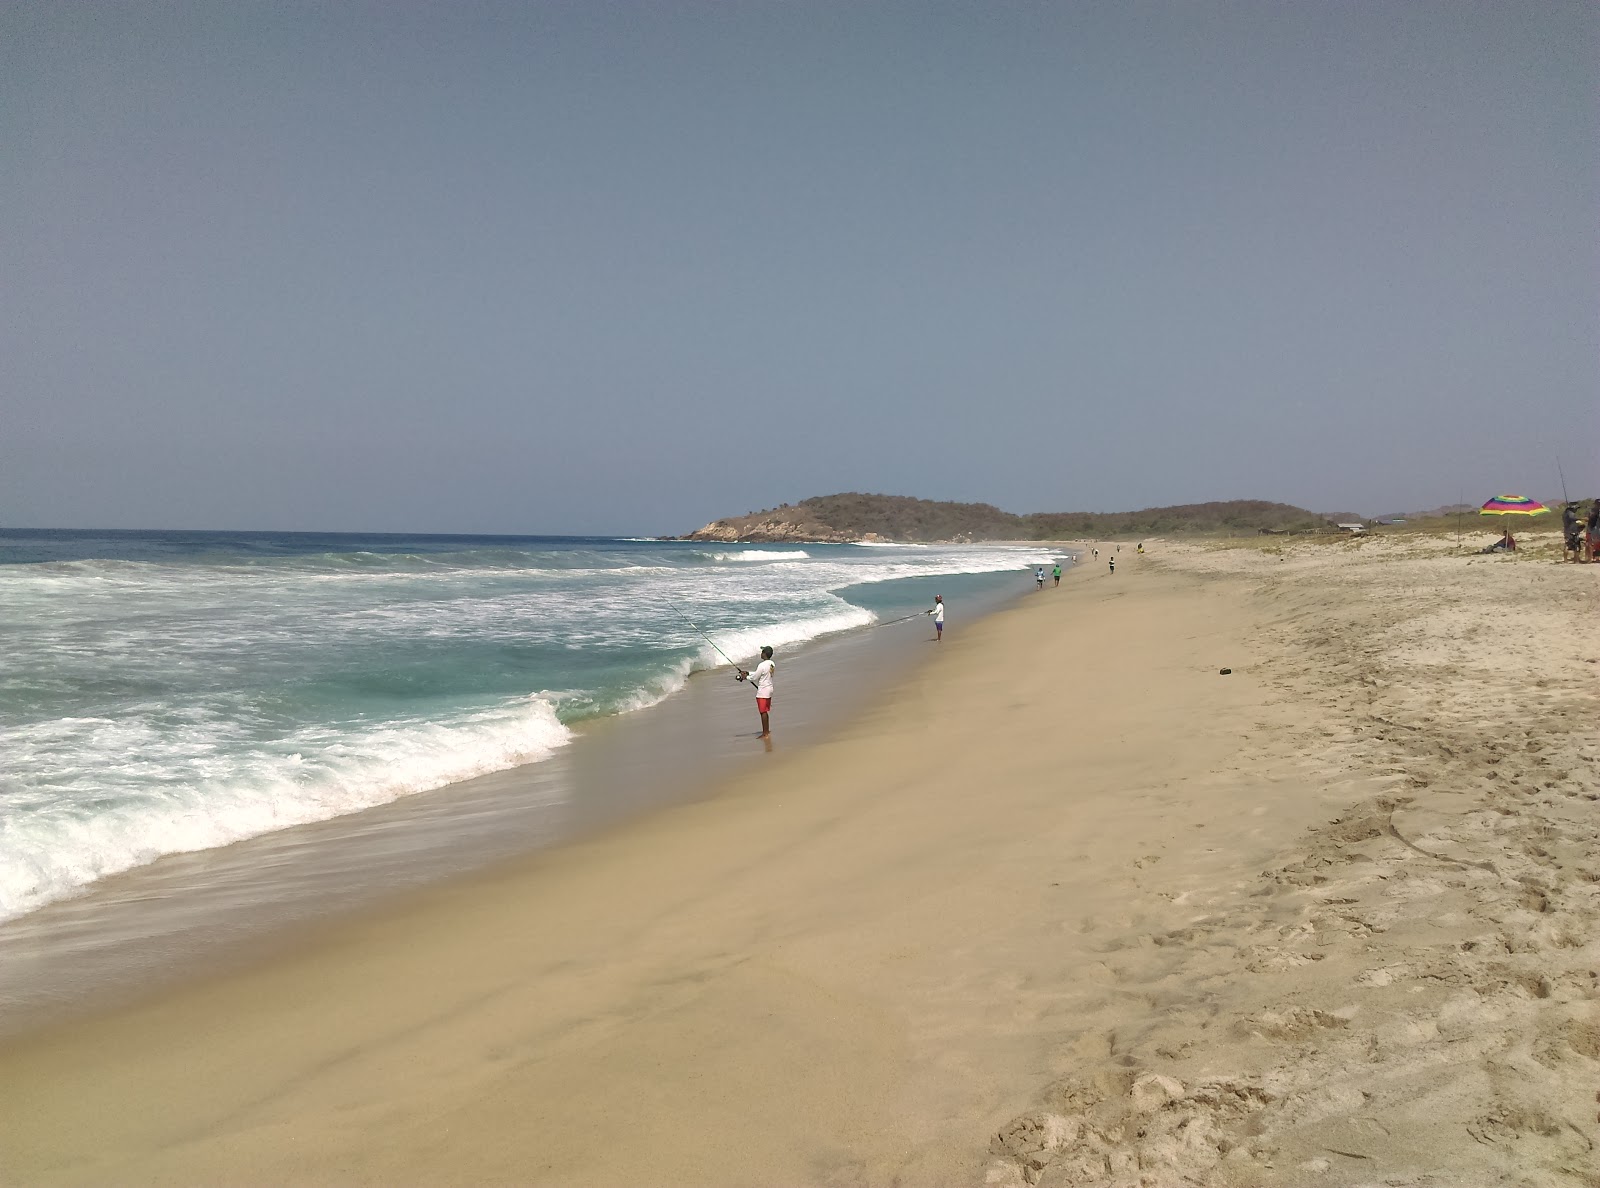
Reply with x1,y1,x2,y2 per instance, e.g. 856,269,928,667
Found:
756,697,772,713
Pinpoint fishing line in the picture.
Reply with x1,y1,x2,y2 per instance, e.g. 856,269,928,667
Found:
665,601,746,671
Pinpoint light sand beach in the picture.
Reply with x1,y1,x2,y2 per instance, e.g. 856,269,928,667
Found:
1,535,1595,1186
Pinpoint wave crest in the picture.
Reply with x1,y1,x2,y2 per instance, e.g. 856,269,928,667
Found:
707,549,811,562
691,606,875,668
0,697,573,923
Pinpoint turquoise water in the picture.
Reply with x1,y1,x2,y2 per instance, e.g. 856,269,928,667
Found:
0,530,1054,922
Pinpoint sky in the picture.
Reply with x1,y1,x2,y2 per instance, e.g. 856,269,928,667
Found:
5,1,1596,534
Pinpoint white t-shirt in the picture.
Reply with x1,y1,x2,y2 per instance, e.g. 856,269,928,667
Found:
751,658,775,697
932,602,944,624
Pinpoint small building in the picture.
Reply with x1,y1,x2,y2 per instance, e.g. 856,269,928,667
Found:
1335,522,1366,533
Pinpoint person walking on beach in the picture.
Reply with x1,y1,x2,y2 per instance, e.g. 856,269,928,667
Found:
1035,567,1045,589
1051,563,1061,587
927,594,944,642
1108,556,1116,575
737,646,776,738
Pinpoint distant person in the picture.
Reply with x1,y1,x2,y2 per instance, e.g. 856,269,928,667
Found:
1108,556,1116,574
1092,548,1099,560
1137,542,1145,555
1588,501,1600,562
1563,503,1582,561
1051,563,1061,587
927,594,944,642
736,645,776,738
1035,567,1045,589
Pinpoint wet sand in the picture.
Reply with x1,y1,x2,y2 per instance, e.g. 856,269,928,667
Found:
1,536,1595,1186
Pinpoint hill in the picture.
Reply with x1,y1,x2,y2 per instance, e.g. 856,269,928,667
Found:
681,494,1332,543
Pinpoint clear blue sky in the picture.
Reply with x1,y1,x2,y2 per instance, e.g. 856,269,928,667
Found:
6,1,1596,533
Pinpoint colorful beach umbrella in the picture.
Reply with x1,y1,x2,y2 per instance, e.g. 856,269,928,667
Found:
1478,494,1547,551
1479,495,1548,516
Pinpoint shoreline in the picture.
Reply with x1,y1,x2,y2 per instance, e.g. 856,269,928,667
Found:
4,548,1238,1184
0,561,1049,1037
3,538,1591,1185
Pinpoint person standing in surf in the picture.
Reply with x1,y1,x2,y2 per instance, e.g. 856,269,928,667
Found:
927,594,944,642
737,645,776,738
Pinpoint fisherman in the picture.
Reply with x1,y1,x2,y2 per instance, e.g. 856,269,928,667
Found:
736,646,776,738
1562,502,1583,562
927,594,944,642
1051,563,1061,587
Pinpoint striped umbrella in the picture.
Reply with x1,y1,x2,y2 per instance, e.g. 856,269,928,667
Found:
1479,495,1548,516
1479,494,1547,550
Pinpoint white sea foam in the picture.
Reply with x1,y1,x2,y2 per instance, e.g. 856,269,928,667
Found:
707,549,812,561
604,657,697,714
0,697,572,923
695,605,876,667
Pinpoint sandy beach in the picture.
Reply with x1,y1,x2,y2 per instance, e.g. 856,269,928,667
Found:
2,534,1596,1187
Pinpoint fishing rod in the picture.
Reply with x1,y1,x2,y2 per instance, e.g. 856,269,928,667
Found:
665,601,748,673
1557,456,1570,505
871,609,938,629
668,601,933,679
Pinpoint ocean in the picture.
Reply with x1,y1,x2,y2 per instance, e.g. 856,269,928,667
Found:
0,529,1055,930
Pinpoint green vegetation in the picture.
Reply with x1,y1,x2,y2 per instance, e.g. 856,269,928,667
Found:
1021,499,1329,539
795,494,1021,540
692,494,1335,542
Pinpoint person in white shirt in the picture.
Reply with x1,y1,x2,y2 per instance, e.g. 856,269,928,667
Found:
927,595,944,642
737,645,776,738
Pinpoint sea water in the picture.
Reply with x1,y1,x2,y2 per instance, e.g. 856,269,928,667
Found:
0,530,1052,925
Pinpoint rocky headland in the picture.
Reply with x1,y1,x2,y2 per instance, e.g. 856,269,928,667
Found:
680,507,891,545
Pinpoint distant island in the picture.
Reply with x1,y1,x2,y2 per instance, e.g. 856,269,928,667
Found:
679,494,1335,543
